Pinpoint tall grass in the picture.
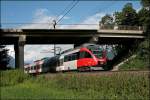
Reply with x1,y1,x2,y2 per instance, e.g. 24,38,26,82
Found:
0,70,149,99
0,69,30,86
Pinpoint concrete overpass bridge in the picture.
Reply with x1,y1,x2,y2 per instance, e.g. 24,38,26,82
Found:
0,25,145,69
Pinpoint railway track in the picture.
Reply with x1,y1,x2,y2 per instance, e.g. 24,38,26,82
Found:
63,70,150,74
41,70,150,77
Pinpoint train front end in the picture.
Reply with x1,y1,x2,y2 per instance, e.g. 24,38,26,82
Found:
87,45,107,67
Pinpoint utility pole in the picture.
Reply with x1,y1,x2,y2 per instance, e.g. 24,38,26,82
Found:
52,20,56,29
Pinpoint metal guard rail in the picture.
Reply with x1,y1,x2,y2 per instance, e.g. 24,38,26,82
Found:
99,25,144,31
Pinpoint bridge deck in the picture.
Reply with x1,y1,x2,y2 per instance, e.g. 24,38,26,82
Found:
0,28,145,69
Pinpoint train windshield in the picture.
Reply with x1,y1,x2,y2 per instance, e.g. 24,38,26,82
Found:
87,45,103,58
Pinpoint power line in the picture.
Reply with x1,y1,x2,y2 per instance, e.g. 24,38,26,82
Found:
56,0,79,24
50,0,78,29
55,0,75,21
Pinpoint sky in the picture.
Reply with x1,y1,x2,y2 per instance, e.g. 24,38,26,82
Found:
1,0,142,64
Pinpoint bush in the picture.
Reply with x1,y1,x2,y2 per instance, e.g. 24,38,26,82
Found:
0,69,30,86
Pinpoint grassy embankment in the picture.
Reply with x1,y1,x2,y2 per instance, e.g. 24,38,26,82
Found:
0,69,149,99
119,39,149,70
119,55,149,70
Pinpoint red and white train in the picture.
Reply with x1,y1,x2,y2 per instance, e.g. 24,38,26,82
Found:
24,44,107,73
56,44,107,71
24,58,49,74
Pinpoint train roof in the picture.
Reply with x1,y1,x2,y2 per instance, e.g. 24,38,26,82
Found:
60,48,74,54
41,57,50,60
81,43,99,47
60,44,102,55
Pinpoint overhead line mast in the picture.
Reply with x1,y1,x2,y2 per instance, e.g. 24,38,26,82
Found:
51,1,79,55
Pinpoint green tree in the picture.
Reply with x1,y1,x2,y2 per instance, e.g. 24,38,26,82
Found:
141,0,150,10
0,45,10,70
137,0,150,67
138,8,150,34
138,0,150,37
138,8,150,26
100,14,113,25
114,3,139,26
114,12,122,25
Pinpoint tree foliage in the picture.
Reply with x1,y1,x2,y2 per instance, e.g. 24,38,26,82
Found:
99,1,150,69
141,0,150,9
114,3,139,26
138,1,150,37
100,14,113,25
0,45,10,70
114,12,122,25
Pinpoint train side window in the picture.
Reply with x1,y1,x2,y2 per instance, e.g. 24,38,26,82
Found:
71,54,75,61
80,51,85,58
64,52,80,61
64,55,71,62
85,52,92,58
71,52,79,60
76,52,80,59
71,54,73,61
31,66,33,70
68,55,72,61
80,51,92,58
64,56,68,62
74,54,77,60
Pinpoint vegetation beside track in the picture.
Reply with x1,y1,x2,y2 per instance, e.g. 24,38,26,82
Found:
0,69,149,100
119,39,149,70
119,55,149,70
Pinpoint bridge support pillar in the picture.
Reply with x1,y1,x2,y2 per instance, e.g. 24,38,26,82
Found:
14,35,26,69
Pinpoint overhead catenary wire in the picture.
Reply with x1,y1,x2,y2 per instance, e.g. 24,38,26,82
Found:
56,0,79,24
2,1,117,62
75,1,117,25
2,1,117,26
54,0,75,21
1,1,117,25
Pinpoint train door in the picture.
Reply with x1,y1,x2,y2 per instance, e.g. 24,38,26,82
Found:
58,58,64,71
56,55,64,71
63,53,78,71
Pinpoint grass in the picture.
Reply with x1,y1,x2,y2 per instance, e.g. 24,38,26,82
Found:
0,69,30,86
0,70,149,99
119,55,149,70
118,38,150,70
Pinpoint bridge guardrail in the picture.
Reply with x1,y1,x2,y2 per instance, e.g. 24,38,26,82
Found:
1,23,144,31
99,25,144,31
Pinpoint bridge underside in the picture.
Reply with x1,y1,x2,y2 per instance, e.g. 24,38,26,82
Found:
0,36,143,70
0,36,142,45
0,29,144,69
